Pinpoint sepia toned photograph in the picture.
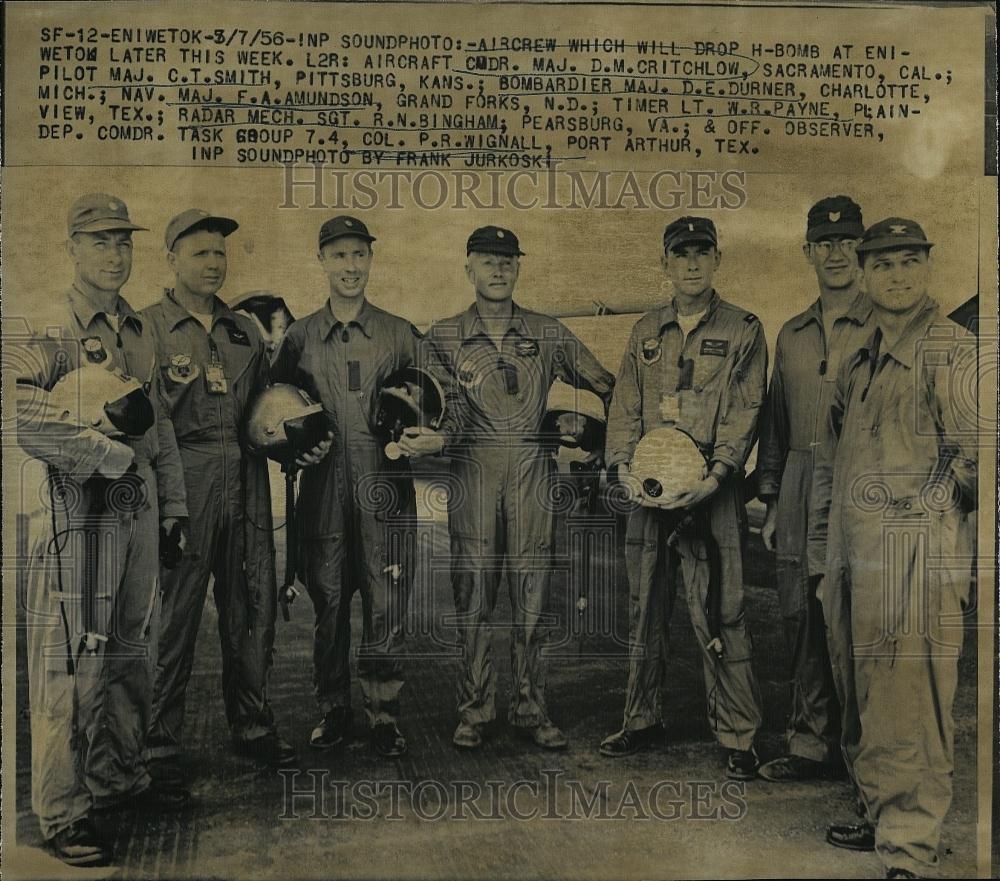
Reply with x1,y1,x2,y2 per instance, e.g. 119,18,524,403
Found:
1,1,996,879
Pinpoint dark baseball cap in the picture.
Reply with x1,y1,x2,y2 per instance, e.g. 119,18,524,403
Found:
165,209,239,251
466,226,524,256
318,215,376,249
857,217,934,254
807,196,864,242
663,216,718,252
68,193,147,237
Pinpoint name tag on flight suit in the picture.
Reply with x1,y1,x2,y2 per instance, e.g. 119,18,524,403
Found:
700,339,729,357
205,364,228,394
659,392,680,424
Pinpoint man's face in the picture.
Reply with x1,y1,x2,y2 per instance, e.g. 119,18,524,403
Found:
804,235,860,290
68,229,133,294
663,242,720,300
319,236,372,300
466,251,519,302
169,229,227,297
862,247,930,313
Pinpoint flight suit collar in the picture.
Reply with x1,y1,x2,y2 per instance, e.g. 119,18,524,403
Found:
162,288,240,331
463,300,529,343
789,290,872,332
68,284,143,331
657,290,721,334
319,297,377,340
874,295,939,369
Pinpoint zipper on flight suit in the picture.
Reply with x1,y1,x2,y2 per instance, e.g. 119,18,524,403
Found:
208,331,230,502
809,312,831,451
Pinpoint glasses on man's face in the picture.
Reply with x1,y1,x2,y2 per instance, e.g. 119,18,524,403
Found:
810,239,860,259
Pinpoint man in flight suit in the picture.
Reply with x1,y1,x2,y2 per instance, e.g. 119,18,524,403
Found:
756,196,875,782
271,215,439,757
12,194,189,865
600,216,766,780
143,209,301,776
809,219,977,879
427,226,615,751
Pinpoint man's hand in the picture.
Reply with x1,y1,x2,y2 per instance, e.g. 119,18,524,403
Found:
295,431,334,469
160,517,188,569
616,462,644,502
656,474,720,510
397,427,446,458
761,500,778,552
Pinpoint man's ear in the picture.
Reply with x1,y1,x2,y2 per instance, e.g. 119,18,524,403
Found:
660,252,670,273
713,249,721,269
801,243,813,265
465,262,475,285
166,249,177,273
65,237,77,260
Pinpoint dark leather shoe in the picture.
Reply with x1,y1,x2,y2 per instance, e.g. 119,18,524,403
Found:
758,754,846,782
234,733,298,767
48,818,109,867
149,780,193,810
886,869,919,879
148,756,185,787
372,722,408,757
92,780,191,814
599,724,665,757
310,708,353,750
826,821,876,852
726,746,760,780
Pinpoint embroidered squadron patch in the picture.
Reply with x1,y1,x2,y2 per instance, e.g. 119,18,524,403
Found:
167,353,199,384
640,337,662,366
82,337,108,364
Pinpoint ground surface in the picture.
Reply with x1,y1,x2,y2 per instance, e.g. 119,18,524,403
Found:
12,478,981,881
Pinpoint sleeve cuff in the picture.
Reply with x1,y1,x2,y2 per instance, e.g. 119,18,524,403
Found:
160,500,188,520
757,477,781,498
95,440,135,479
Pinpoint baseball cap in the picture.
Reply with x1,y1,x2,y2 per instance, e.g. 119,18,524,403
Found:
807,196,864,242
165,209,239,251
67,193,147,237
466,226,524,256
318,215,376,249
857,217,934,254
663,216,718,253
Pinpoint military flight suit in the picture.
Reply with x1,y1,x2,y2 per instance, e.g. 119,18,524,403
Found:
808,298,976,875
142,289,279,757
11,285,187,839
757,293,874,764
271,299,418,725
605,291,766,750
427,302,614,728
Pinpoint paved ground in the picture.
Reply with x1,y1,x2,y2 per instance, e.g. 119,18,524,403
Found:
11,477,981,880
